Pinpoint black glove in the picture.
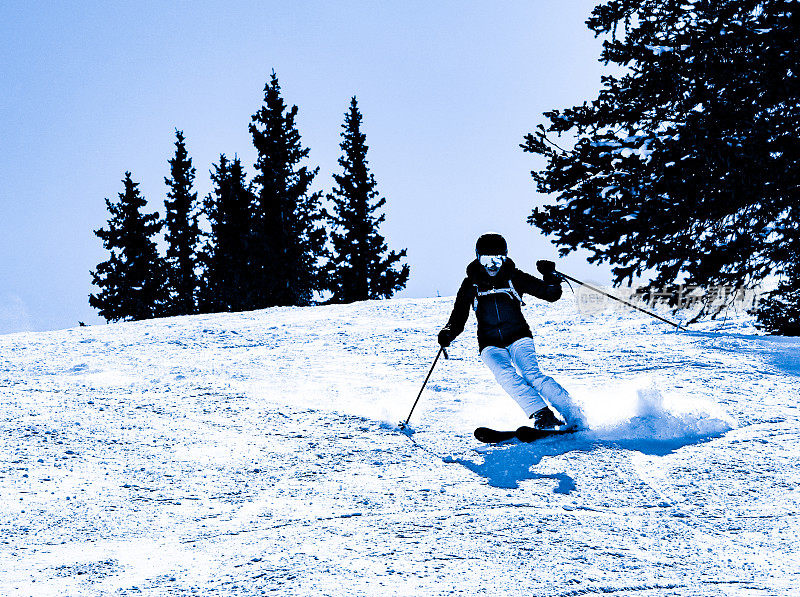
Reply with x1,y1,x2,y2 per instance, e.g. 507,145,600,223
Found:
536,260,556,275
438,328,454,348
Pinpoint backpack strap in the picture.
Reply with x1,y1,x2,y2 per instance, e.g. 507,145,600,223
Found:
472,280,525,310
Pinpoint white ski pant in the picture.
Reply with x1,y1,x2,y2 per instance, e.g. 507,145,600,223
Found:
480,337,579,423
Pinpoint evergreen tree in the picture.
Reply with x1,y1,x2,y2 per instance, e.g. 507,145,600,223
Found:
90,172,167,321
523,0,799,330
325,97,409,303
755,200,800,335
249,71,327,307
163,129,201,316
199,154,256,313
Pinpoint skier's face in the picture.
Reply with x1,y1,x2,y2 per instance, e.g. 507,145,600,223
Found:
479,254,505,276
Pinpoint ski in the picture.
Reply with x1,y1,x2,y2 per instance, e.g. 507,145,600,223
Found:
474,425,578,444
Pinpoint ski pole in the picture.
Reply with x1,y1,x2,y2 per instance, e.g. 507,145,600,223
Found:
555,270,685,331
399,346,448,429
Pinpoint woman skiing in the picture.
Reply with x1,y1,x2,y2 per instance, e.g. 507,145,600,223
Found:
437,232,582,430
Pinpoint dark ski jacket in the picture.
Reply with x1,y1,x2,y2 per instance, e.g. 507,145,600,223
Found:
442,258,562,352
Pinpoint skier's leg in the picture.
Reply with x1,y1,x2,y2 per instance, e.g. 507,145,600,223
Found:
480,346,548,417
508,337,584,426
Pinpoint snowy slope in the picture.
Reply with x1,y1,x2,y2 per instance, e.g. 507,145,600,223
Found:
1,296,799,596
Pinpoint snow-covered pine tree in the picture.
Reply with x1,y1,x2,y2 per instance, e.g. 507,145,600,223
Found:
163,130,201,316
524,0,799,330
325,97,409,303
199,154,255,313
90,172,168,321
249,72,327,307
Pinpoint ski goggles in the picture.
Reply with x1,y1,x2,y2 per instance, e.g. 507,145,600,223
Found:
479,255,506,269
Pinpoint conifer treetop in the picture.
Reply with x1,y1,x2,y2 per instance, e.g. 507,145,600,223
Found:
162,129,201,316
247,70,326,307
326,96,409,303
90,172,167,322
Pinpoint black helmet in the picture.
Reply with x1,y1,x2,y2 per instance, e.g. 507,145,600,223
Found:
475,232,507,257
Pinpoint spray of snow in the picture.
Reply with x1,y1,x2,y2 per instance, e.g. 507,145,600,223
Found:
574,376,735,443
450,378,737,490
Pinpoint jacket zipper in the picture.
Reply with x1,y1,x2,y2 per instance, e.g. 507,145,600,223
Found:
494,297,504,342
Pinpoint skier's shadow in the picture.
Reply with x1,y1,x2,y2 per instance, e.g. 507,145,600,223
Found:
446,439,584,491
447,433,719,491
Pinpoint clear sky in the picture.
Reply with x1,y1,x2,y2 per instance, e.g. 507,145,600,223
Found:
1,0,611,333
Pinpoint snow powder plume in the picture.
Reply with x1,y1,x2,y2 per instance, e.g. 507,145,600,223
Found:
575,376,735,448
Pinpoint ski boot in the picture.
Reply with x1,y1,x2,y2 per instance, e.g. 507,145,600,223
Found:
531,406,566,431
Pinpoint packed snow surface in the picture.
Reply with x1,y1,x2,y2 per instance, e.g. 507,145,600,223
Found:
1,296,798,596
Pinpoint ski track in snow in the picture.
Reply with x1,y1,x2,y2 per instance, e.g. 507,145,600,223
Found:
1,297,798,596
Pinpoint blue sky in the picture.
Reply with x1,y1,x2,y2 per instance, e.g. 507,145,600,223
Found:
1,0,610,333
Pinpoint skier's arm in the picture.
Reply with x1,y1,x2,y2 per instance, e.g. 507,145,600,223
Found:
512,267,562,302
438,278,474,346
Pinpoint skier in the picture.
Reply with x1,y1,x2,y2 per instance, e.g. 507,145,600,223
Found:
437,232,582,430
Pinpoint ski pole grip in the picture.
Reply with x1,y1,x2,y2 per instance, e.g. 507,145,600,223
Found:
536,259,556,275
